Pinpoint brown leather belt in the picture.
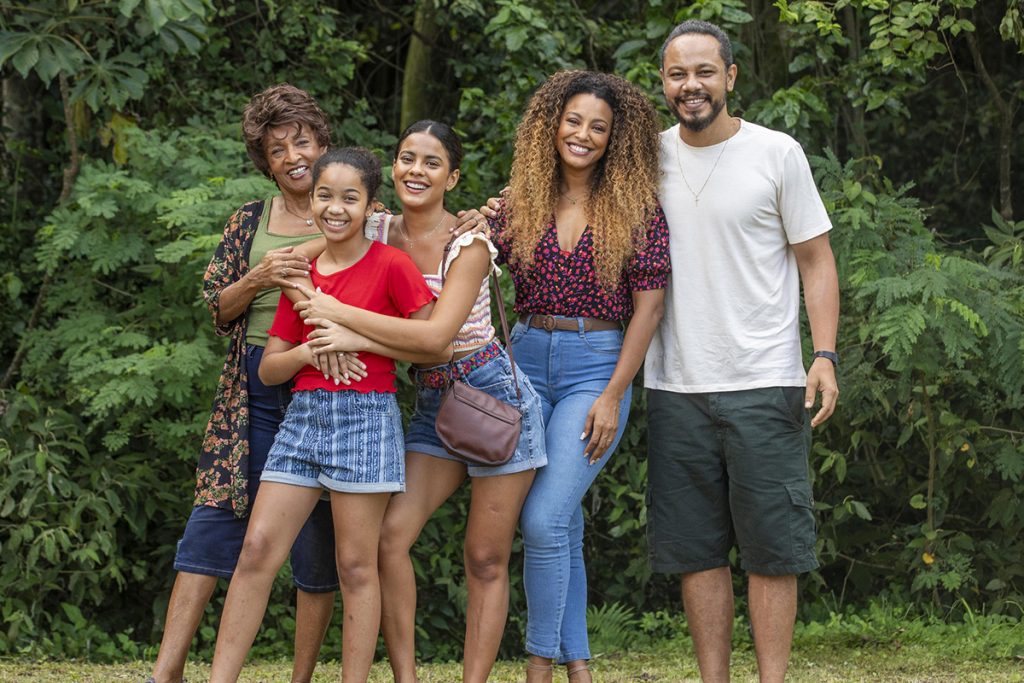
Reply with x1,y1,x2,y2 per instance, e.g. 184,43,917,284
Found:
526,314,621,332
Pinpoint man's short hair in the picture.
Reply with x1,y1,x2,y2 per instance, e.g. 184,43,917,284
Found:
660,20,734,69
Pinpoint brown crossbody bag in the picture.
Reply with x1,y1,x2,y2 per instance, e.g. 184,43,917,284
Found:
433,238,523,466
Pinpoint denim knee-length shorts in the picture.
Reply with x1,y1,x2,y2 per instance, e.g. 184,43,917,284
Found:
174,344,338,592
261,389,405,493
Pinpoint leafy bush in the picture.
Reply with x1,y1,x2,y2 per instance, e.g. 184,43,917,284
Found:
807,152,1024,614
1,0,1022,664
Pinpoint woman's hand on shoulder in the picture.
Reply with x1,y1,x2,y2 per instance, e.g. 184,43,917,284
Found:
451,186,508,237
248,246,311,290
477,186,509,221
291,283,345,323
452,208,490,238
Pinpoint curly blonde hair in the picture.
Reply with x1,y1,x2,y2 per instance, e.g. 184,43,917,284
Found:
505,70,660,289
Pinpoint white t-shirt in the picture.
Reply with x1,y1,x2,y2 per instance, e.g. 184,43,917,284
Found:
644,120,832,393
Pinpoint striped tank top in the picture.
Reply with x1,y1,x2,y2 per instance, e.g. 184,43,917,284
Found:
366,213,498,352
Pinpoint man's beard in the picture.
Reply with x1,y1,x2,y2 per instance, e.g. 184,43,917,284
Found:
668,92,726,133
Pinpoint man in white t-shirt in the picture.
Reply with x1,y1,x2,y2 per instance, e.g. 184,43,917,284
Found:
645,20,839,683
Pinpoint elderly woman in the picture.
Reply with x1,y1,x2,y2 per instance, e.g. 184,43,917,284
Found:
486,71,669,682
146,84,339,683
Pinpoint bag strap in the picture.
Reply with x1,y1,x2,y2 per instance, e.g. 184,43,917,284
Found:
440,236,521,402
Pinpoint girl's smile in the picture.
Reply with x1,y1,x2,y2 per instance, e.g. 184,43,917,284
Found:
311,163,374,244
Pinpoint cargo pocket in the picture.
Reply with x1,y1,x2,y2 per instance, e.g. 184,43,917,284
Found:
785,482,816,556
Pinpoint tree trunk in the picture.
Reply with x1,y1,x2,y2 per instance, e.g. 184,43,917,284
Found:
965,27,1015,221
0,74,78,390
2,74,44,205
400,0,440,131
842,5,869,158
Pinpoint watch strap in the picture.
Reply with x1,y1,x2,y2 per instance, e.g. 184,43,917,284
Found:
812,350,839,368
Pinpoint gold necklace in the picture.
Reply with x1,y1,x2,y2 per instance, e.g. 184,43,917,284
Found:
399,212,449,245
561,190,586,206
280,198,314,226
675,126,734,206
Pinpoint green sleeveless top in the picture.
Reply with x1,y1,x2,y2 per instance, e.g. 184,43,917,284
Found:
245,197,321,346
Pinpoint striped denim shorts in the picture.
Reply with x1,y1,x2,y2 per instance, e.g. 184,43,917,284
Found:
261,389,405,493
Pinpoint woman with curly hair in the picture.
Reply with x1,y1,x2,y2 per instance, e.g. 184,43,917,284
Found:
147,83,340,683
487,70,670,682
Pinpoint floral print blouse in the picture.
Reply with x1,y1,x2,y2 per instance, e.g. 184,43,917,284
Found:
193,200,265,517
489,198,671,321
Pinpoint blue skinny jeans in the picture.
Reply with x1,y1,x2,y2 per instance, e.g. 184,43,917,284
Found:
511,317,631,663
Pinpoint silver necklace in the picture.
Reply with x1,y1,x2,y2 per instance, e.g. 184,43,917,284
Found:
675,131,732,206
399,212,449,245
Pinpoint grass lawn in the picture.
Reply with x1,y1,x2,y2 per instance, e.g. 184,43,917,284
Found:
3,605,1021,681
2,641,1021,682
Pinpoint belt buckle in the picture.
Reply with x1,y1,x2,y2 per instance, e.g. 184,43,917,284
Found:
540,314,556,332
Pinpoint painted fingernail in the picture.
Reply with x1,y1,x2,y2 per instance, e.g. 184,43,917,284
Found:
334,378,340,385
580,432,586,440
805,401,812,408
323,373,329,380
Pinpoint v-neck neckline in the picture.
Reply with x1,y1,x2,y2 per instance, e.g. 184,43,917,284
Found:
553,219,589,256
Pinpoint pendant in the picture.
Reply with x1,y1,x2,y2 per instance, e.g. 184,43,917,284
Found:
306,218,314,227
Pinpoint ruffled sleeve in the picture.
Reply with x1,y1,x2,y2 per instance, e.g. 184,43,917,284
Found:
442,231,502,279
364,211,390,243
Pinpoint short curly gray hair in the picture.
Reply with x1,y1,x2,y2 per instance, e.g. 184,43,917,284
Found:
241,83,331,176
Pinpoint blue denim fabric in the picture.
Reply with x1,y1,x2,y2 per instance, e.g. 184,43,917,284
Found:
511,318,632,663
405,344,547,477
261,389,405,493
174,345,338,592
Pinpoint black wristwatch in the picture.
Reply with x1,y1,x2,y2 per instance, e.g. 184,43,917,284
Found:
812,350,839,368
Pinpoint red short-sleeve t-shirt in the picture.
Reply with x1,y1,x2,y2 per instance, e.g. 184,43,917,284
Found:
268,241,434,393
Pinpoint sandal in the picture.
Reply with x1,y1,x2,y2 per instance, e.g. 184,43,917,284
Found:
566,661,591,682
526,657,555,683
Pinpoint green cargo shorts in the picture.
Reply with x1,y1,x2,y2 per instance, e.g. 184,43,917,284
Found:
646,387,819,576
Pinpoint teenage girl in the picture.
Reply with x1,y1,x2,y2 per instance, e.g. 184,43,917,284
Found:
208,147,438,683
289,120,547,683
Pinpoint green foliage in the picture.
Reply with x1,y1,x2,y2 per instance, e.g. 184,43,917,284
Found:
808,151,1024,613
0,390,152,658
768,0,1023,237
795,600,1024,661
1,0,1023,665
0,0,209,110
586,602,642,654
